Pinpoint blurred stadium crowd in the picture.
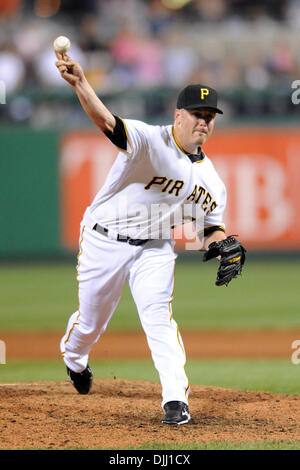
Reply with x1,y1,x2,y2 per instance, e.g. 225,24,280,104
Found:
0,0,300,126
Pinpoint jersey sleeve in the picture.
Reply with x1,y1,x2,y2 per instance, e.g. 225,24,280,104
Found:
203,183,227,232
104,115,127,151
104,115,150,159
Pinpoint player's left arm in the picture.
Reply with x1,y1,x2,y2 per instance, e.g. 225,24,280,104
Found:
200,188,246,286
202,223,247,287
203,226,226,250
203,234,247,286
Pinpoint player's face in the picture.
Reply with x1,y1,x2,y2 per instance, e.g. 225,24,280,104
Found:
174,108,216,152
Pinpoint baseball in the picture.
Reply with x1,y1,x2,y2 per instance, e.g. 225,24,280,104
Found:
53,36,71,53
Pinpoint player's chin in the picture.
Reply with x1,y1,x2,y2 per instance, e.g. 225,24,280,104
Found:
194,134,207,146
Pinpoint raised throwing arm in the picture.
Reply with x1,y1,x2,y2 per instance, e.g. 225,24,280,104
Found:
55,51,116,134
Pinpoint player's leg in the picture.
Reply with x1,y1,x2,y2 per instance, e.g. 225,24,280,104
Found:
128,240,190,408
60,224,133,373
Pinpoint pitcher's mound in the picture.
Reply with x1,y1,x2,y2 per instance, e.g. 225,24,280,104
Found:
1,379,300,449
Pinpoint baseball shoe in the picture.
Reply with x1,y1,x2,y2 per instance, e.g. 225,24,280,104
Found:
162,401,191,425
66,364,93,394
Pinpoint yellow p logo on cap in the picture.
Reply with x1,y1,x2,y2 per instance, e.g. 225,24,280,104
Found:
200,88,209,100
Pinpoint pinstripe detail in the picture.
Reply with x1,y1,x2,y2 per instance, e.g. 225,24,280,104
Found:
168,263,176,322
176,325,185,356
64,316,80,345
76,225,85,279
168,262,190,399
168,299,173,322
64,225,85,346
185,381,190,399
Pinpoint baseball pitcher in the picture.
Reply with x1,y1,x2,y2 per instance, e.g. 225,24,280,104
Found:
55,51,246,425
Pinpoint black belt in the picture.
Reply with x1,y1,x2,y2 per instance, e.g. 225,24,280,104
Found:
93,224,148,246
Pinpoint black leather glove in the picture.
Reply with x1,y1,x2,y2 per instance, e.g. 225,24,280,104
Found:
203,236,246,286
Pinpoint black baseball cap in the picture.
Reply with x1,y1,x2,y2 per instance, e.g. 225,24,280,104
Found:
176,84,223,114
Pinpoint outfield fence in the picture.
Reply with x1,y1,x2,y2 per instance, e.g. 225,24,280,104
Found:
1,124,300,257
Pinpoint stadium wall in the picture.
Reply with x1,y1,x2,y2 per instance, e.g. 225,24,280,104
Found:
1,126,300,257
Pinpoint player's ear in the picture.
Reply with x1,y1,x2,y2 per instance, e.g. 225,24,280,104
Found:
174,108,181,123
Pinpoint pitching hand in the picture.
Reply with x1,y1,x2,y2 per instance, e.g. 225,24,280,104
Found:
55,51,85,87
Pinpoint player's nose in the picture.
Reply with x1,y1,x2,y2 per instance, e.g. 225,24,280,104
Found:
198,116,209,125
196,118,209,129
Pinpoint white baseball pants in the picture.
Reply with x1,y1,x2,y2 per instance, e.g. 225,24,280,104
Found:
60,212,190,407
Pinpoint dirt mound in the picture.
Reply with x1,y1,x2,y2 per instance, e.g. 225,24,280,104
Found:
1,379,300,449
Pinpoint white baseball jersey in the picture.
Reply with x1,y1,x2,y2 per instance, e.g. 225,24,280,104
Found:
61,115,227,409
86,118,226,240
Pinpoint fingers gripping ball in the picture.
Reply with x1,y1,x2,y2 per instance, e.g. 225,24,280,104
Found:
53,36,71,53
203,236,246,286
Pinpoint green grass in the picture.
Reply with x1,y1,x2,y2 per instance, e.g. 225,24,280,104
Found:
119,440,300,450
1,358,300,395
0,260,300,332
3,440,300,450
12,441,300,450
1,259,299,452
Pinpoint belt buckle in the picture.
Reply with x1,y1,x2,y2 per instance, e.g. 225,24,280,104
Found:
116,233,128,242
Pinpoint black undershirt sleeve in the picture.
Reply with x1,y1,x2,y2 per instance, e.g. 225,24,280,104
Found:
203,226,225,237
104,115,128,151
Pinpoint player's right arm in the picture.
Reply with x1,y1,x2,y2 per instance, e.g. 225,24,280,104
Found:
55,52,116,134
55,52,149,156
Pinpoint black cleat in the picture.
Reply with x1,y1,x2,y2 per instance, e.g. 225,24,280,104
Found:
162,401,191,425
66,364,93,394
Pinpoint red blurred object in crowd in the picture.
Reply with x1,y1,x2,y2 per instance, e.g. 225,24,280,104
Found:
0,0,21,17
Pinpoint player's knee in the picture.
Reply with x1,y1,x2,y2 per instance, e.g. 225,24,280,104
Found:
139,302,171,325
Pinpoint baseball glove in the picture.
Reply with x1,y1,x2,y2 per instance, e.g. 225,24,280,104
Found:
203,236,246,286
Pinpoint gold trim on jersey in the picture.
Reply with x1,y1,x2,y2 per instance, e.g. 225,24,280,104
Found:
201,225,225,235
115,116,133,155
203,225,225,231
172,125,187,155
171,126,205,164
